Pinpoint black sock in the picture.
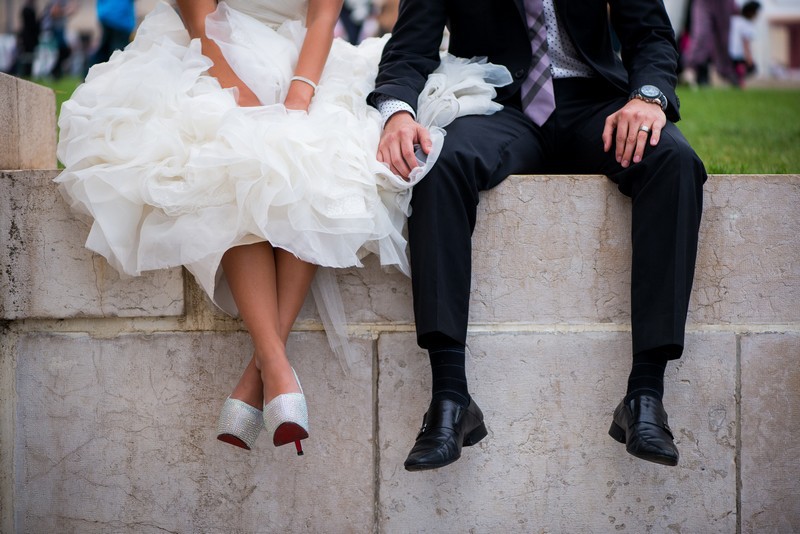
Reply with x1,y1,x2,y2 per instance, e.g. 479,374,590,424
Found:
428,342,470,407
624,348,668,402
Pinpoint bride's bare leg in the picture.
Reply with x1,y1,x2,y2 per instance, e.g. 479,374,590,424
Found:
227,359,263,408
274,247,318,339
222,243,317,406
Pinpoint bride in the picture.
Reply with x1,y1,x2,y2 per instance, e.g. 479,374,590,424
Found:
55,0,509,455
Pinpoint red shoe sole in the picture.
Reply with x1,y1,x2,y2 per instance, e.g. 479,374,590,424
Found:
218,433,251,451
273,422,309,447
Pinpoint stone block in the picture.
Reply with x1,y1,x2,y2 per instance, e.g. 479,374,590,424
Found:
1,171,184,319
14,331,374,532
293,259,414,328
470,175,631,326
0,73,56,170
377,332,737,532
470,174,800,328
741,332,800,533
693,175,800,325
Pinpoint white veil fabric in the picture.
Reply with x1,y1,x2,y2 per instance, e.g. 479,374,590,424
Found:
317,55,511,374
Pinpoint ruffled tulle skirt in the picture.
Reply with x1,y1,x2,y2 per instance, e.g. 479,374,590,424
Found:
55,1,510,319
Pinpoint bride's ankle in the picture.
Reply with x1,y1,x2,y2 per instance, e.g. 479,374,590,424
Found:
228,383,263,409
260,362,301,403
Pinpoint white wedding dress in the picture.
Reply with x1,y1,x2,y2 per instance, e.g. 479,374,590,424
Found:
55,0,510,364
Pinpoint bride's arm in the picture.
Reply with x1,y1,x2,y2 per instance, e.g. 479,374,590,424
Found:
176,0,261,107
285,0,343,111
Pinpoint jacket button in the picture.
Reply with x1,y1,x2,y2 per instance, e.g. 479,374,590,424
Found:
514,69,526,78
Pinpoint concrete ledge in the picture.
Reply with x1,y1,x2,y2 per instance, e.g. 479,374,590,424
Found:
4,173,798,326
0,74,56,170
2,173,799,532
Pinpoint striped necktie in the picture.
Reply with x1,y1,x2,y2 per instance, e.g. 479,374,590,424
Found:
521,0,556,126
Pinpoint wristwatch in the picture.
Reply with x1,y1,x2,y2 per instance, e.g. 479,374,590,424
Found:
629,85,667,111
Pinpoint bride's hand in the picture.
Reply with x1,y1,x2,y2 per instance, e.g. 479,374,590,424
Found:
199,35,261,107
281,0,339,112
210,65,261,107
177,0,262,109
284,79,315,112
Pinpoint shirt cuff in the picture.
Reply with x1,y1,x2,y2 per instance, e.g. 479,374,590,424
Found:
375,94,416,128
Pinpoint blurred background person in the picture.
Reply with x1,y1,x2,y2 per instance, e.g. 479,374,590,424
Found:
87,0,135,70
336,0,397,44
71,29,92,76
40,0,76,79
684,0,738,87
338,0,372,44
730,1,762,87
15,0,39,77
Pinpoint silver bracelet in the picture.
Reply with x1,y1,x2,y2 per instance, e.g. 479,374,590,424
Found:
290,75,318,93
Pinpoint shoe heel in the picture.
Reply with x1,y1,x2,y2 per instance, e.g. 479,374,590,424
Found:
608,421,626,444
463,422,488,447
272,421,309,448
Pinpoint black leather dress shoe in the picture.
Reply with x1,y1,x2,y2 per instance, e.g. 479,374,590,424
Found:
609,395,679,466
404,398,488,471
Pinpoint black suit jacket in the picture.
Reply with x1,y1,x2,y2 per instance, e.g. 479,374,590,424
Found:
371,0,681,122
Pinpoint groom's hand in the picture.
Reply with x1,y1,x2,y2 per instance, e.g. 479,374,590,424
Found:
602,99,666,168
377,112,432,180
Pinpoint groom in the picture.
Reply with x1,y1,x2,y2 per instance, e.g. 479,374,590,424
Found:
369,0,707,471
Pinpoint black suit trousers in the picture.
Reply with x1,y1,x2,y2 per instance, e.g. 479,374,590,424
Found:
408,78,706,357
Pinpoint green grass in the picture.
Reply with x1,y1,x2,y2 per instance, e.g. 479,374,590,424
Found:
30,76,800,174
676,87,800,174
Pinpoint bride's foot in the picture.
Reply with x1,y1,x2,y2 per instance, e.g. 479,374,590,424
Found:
260,356,302,404
216,357,264,450
216,397,263,450
263,367,309,455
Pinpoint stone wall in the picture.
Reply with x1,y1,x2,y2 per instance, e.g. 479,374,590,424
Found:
1,73,798,532
0,74,55,171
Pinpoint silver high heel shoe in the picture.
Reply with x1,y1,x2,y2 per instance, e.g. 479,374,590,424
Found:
263,368,309,456
216,397,263,451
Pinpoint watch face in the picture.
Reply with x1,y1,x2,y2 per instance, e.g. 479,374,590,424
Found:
641,85,660,98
